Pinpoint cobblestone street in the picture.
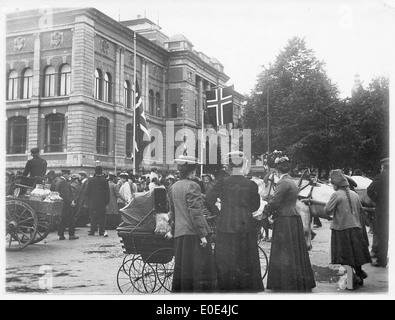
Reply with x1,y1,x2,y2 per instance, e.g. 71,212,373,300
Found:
4,220,389,296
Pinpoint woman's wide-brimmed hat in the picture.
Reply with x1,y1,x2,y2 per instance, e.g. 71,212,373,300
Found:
330,169,349,187
222,151,246,163
174,155,201,165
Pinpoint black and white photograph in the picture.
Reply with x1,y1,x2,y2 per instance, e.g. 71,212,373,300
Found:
1,0,394,301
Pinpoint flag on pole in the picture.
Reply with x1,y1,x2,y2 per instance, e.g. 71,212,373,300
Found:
206,86,234,127
133,79,150,163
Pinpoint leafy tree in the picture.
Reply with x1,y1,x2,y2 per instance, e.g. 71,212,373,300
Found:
243,37,339,177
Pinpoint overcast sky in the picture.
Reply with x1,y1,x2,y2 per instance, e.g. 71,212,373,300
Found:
2,0,395,98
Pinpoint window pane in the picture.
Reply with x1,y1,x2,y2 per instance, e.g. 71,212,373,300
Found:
126,123,133,158
97,117,109,154
60,65,71,96
45,114,65,152
7,117,27,154
8,70,18,100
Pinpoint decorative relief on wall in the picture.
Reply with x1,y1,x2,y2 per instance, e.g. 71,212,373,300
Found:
14,37,25,51
100,40,109,55
50,31,63,47
151,64,163,80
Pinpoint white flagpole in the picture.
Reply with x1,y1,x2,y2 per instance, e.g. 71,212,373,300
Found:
201,101,205,179
133,32,137,175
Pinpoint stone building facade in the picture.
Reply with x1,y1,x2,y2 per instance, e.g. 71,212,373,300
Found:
5,8,245,175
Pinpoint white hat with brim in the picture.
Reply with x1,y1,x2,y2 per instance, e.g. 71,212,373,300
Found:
222,151,246,163
174,155,201,165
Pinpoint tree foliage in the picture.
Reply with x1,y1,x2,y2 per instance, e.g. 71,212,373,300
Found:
242,37,389,178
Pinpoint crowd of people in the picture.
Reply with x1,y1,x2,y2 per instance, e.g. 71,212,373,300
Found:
8,147,389,293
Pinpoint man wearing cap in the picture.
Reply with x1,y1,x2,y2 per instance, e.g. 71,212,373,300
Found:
367,158,389,268
206,151,263,292
86,166,111,237
57,169,79,240
22,147,47,183
69,173,81,218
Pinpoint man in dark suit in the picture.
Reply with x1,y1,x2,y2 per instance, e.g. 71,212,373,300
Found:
86,166,110,237
206,151,263,292
57,169,79,240
367,158,389,268
23,147,47,181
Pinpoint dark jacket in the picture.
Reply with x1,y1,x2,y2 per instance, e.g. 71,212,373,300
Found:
367,170,389,225
169,179,211,239
264,174,299,218
206,175,260,233
86,174,110,210
23,156,47,178
56,177,72,207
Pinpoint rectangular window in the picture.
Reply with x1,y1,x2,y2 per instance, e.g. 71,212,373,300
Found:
22,76,33,99
60,72,71,96
45,114,65,153
171,104,178,118
7,118,27,154
7,78,18,100
44,74,55,97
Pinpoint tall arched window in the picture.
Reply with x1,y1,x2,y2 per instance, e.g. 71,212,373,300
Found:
7,116,27,154
7,70,18,100
60,64,71,96
126,123,133,158
44,66,56,97
149,90,155,115
45,113,65,153
124,80,131,109
155,92,161,117
94,69,103,100
104,73,112,103
22,68,33,99
97,117,109,155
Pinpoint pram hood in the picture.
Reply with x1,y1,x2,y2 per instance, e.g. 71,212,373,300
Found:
119,188,168,233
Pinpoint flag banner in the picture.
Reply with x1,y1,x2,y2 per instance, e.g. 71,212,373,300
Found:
206,86,234,127
134,79,150,168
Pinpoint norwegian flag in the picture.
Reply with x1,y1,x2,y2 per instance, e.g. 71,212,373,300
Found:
206,86,234,127
133,80,150,166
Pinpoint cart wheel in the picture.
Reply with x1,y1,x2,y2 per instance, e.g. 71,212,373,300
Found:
258,246,269,280
6,200,38,251
117,256,137,294
31,213,54,244
145,248,175,293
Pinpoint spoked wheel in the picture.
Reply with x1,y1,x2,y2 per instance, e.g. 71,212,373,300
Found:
31,213,54,244
141,263,158,293
145,248,175,293
6,200,38,251
117,256,137,294
258,246,269,280
127,255,147,293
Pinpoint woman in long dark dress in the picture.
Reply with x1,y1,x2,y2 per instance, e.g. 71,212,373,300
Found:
325,169,371,285
167,156,216,293
264,154,316,292
206,151,264,293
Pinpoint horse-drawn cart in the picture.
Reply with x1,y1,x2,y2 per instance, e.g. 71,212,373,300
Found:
5,176,63,251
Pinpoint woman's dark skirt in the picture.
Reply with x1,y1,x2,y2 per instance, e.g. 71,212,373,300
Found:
331,227,372,267
172,235,217,293
215,231,264,293
267,215,316,293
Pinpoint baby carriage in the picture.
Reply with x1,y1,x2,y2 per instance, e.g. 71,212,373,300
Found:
116,188,175,294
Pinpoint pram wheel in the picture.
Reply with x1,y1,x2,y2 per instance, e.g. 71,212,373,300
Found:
144,248,175,292
117,255,146,293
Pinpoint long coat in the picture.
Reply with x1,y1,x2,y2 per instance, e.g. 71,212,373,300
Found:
205,174,263,293
106,181,121,215
86,175,110,211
